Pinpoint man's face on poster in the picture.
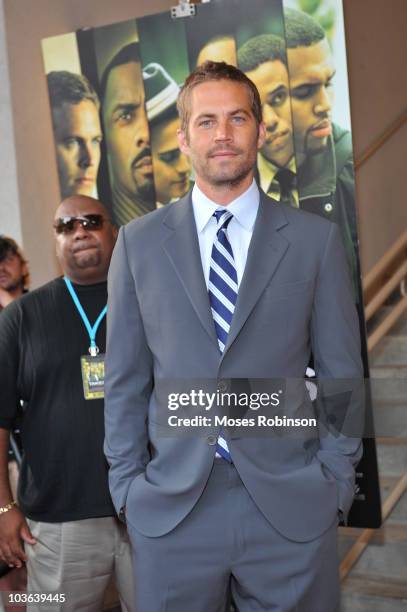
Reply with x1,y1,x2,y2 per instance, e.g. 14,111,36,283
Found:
246,59,294,168
287,38,335,161
102,61,154,202
151,116,190,205
53,100,102,199
197,36,237,66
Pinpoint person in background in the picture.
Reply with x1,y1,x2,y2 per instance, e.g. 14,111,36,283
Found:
47,71,103,201
0,196,135,611
0,235,29,587
0,235,29,311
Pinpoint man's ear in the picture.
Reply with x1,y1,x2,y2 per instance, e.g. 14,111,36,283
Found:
177,128,190,156
257,121,266,150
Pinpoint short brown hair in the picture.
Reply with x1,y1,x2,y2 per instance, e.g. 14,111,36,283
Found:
177,60,262,133
47,71,100,111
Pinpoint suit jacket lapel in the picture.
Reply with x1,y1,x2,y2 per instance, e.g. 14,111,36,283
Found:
162,194,219,348
221,194,290,360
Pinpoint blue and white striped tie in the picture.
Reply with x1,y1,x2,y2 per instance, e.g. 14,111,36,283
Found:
208,210,238,462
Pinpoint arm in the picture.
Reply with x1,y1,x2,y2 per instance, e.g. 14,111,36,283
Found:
104,226,154,515
0,428,36,568
311,222,364,520
0,304,36,566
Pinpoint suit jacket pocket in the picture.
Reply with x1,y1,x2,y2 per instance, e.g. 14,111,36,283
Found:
264,279,314,300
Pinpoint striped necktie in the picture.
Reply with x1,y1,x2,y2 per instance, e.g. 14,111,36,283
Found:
208,209,238,462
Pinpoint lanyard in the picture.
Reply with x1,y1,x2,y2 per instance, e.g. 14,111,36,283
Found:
64,277,107,356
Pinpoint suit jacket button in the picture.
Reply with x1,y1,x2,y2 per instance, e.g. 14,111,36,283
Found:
324,202,333,213
207,435,217,446
217,380,228,392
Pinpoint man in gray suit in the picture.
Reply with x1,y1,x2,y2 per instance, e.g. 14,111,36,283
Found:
105,61,363,611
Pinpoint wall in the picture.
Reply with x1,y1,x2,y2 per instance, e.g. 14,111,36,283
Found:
1,0,406,286
343,0,407,273
0,1,22,244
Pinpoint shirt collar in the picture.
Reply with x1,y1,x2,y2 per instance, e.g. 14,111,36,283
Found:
257,153,297,192
192,179,260,233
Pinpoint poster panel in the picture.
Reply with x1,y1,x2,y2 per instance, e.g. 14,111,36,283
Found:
41,33,102,202
42,0,381,527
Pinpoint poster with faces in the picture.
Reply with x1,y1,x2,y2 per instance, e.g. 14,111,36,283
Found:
41,0,358,302
42,0,353,229
41,0,381,526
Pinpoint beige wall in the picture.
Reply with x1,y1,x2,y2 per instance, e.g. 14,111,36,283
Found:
2,0,406,286
343,0,407,273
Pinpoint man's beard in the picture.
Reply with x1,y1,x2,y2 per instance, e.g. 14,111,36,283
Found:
0,277,23,292
136,179,156,202
206,164,253,189
72,247,101,269
193,146,256,189
304,140,329,157
131,147,156,203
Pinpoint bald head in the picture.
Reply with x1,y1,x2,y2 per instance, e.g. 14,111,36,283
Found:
54,195,117,285
55,195,111,221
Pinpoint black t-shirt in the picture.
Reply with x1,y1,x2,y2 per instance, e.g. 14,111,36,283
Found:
0,277,115,522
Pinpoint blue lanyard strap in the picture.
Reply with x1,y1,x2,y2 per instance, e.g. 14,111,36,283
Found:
64,277,107,355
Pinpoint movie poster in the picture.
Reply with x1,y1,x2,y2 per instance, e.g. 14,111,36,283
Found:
42,0,381,527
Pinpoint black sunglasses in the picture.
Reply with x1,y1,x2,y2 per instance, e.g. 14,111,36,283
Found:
54,214,108,234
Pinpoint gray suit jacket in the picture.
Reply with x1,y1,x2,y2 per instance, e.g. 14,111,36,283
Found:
104,190,363,542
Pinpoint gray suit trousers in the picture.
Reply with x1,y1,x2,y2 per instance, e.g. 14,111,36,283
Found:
127,461,340,612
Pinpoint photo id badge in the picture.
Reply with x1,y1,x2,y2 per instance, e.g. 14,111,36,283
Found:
80,354,105,400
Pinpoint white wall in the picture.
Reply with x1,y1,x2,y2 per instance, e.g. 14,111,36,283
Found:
0,0,22,244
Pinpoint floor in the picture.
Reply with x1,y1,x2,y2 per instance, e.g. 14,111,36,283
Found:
339,310,407,610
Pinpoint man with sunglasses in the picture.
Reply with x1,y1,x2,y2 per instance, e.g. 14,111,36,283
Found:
0,196,135,611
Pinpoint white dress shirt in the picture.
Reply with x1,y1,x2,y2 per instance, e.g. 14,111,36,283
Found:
191,179,260,288
257,154,299,207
